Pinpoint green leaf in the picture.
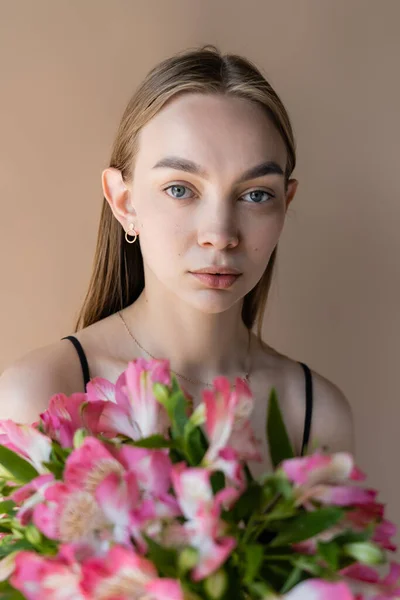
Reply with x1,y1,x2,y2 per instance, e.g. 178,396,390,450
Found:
279,565,303,594
232,482,263,522
42,461,64,479
292,554,323,576
210,471,225,495
247,581,276,599
317,540,340,570
0,445,39,483
0,538,36,559
0,581,25,600
266,389,294,468
154,378,189,439
0,500,16,515
130,435,174,449
144,535,178,578
184,427,208,466
332,526,373,546
243,544,264,584
270,507,344,547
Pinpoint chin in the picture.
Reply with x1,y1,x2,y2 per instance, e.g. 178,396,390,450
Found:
182,290,244,315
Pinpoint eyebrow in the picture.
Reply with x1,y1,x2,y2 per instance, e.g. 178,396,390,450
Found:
152,156,285,183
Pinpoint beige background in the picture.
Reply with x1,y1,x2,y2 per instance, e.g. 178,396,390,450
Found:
1,0,399,554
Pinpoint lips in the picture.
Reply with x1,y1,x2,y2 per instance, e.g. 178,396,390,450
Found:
191,266,242,275
190,272,241,289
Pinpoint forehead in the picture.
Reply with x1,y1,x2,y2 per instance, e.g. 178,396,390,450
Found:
135,93,287,176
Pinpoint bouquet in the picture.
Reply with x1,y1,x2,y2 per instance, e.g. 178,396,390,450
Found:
0,357,398,600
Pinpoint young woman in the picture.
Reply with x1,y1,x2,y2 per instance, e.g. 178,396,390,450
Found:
0,45,354,477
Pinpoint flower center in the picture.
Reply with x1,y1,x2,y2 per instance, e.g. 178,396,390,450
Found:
59,491,105,542
97,573,149,600
84,458,125,494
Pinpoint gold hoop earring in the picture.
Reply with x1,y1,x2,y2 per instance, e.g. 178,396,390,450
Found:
125,223,137,244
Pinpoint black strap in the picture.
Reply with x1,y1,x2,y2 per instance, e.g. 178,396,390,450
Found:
61,336,90,391
298,362,313,456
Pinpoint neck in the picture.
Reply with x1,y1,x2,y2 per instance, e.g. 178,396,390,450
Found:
121,289,251,387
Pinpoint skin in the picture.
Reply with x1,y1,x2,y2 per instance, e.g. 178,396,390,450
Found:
0,92,355,473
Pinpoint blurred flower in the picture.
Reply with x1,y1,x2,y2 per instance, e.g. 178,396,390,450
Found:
40,392,104,447
81,545,183,600
171,463,237,580
11,548,88,600
0,420,52,474
89,359,171,440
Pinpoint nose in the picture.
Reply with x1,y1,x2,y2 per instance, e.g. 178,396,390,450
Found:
197,203,240,250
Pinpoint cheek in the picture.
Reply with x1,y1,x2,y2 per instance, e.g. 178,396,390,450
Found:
248,217,283,258
138,209,187,266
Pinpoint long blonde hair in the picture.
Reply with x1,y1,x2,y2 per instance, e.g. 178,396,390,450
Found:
74,45,297,339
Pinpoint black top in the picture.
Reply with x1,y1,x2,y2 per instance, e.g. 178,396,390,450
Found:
61,335,313,457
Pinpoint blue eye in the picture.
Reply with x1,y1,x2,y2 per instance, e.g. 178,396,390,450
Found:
164,184,194,199
241,190,274,204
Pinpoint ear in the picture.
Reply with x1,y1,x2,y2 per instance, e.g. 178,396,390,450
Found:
102,167,137,231
285,178,299,211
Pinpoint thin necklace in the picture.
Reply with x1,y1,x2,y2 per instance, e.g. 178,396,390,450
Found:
117,310,252,388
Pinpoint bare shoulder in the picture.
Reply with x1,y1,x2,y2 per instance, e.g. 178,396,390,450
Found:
253,338,355,456
307,367,355,455
0,338,88,424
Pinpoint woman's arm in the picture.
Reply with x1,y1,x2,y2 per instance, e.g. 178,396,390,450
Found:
0,342,83,423
309,370,356,455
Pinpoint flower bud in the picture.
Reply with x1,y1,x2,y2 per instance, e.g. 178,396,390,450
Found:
25,524,42,547
178,547,199,574
189,403,206,427
344,542,384,565
73,428,88,449
204,569,227,599
153,383,170,405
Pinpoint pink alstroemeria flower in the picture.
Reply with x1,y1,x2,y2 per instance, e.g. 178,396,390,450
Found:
66,437,178,518
63,438,177,549
63,437,125,494
95,471,149,547
11,473,55,525
32,481,107,543
40,392,105,447
92,358,171,440
171,464,237,580
281,579,354,600
280,451,375,511
118,445,180,519
0,420,52,474
281,451,366,488
10,550,88,600
340,560,400,598
30,438,137,545
81,545,183,600
202,376,261,465
372,519,398,552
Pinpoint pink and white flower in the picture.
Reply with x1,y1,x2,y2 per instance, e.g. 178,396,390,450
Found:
10,549,88,600
81,545,183,600
94,471,147,547
93,359,171,440
171,463,237,580
40,392,104,447
280,451,366,488
0,420,52,474
202,376,261,464
281,579,354,599
32,481,107,543
340,560,400,598
118,445,180,520
11,473,55,525
63,437,125,494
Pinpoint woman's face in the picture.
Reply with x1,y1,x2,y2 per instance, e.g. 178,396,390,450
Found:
116,93,297,314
